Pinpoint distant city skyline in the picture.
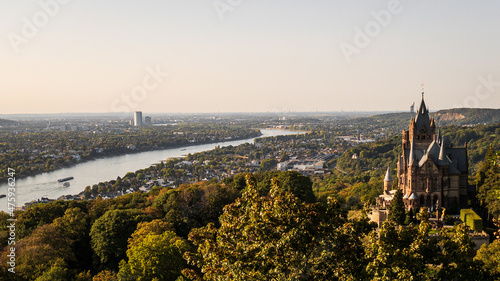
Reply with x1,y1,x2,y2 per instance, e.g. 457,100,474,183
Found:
2,1,500,114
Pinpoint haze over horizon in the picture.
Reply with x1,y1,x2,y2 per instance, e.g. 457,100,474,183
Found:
2,1,500,114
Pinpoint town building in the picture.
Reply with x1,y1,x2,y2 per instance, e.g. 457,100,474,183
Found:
134,111,143,127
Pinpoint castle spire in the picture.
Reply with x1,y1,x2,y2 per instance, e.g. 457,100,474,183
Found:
418,92,427,115
383,166,393,193
438,137,446,161
409,140,415,166
438,136,450,165
414,92,431,133
384,166,393,182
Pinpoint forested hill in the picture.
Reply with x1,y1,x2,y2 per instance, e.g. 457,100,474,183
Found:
335,108,500,137
336,122,500,179
433,108,500,126
0,118,17,126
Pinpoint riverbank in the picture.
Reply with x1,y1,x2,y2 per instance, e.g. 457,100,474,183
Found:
0,130,262,183
264,127,311,133
0,129,303,212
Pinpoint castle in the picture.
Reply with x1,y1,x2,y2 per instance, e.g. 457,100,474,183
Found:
375,94,469,217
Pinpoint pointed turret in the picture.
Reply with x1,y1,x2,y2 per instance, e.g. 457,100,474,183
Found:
438,136,450,165
418,92,427,114
436,129,442,145
383,166,393,193
408,140,415,166
438,137,446,161
414,93,431,133
384,166,393,182
430,118,436,134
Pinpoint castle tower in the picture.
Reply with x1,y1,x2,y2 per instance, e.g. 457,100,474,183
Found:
374,92,470,226
411,93,436,149
399,94,468,212
383,166,393,194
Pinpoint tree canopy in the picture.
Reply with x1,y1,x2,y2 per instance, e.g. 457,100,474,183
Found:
90,209,145,269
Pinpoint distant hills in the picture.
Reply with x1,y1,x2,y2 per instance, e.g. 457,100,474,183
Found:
0,118,17,126
335,109,500,178
432,108,500,126
334,108,500,136
371,108,500,127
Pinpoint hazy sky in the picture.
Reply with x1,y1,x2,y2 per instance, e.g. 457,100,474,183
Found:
1,0,500,114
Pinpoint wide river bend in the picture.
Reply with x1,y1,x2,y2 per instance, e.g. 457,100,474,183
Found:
0,129,303,212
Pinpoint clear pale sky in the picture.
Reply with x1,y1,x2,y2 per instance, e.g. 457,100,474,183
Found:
1,0,500,114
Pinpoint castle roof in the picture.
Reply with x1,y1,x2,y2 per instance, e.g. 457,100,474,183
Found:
384,166,393,181
437,136,451,165
404,140,467,174
409,140,415,166
414,94,431,133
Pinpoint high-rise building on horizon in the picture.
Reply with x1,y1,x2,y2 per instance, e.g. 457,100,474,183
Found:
134,111,142,127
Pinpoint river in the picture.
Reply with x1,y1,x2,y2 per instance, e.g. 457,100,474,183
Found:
0,129,303,212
